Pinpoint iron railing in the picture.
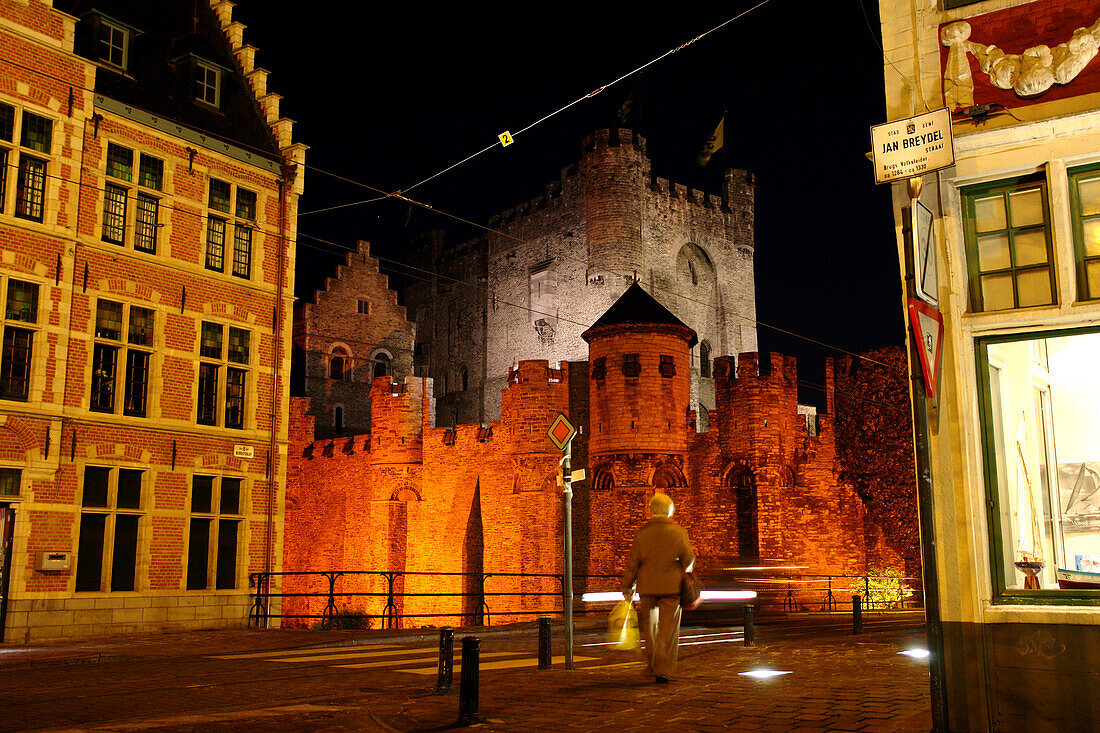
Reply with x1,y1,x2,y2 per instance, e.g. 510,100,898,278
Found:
249,569,922,629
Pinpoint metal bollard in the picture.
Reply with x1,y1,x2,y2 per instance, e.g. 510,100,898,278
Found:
852,594,863,635
435,627,454,692
538,616,552,670
743,604,755,646
457,636,480,725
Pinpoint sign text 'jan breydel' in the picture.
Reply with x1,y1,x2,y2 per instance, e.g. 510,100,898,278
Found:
870,108,955,185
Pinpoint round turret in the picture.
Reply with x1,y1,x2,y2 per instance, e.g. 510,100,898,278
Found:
581,128,649,277
583,283,696,457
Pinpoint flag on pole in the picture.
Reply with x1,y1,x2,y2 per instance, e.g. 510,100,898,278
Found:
696,113,725,166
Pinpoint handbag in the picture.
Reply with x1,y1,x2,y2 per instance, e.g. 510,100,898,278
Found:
607,600,640,650
680,571,703,609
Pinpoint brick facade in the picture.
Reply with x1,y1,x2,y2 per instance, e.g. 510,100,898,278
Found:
0,0,303,642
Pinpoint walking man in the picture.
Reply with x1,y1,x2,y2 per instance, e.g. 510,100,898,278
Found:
622,492,696,683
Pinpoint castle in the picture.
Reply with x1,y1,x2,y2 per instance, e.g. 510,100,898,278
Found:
403,127,758,427
283,284,905,624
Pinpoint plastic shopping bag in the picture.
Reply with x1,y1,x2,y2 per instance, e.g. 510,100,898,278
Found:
607,600,640,650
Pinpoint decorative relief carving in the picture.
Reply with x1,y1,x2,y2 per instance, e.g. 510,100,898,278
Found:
1014,628,1067,660
942,18,1100,105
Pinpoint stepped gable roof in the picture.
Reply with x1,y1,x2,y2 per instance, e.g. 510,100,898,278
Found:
55,0,281,160
582,283,698,347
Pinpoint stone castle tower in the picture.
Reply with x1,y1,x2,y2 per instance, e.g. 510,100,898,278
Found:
404,128,757,426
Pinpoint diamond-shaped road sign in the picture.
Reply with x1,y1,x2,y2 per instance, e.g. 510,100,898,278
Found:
547,413,576,451
908,298,944,399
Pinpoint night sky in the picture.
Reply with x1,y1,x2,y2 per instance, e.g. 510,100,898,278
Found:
234,1,903,406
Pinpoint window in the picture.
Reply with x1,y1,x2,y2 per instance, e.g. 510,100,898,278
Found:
197,321,249,429
590,356,606,380
193,60,222,107
357,299,370,315
333,406,344,431
372,350,390,379
977,327,1100,601
659,355,676,378
1,278,38,401
75,466,143,592
205,178,256,278
1068,164,1100,301
330,347,349,381
90,300,154,416
186,475,243,590
0,468,20,496
97,18,130,69
700,341,712,379
963,178,1056,312
0,106,53,223
622,353,641,378
101,142,164,253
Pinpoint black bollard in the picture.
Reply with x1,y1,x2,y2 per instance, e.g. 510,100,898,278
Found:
852,594,863,635
457,636,480,725
743,604,755,646
538,616,552,670
436,627,454,692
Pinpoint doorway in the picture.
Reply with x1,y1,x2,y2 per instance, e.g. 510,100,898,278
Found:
0,505,14,643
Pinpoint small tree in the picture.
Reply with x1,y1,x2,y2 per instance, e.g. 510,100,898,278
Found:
849,567,914,609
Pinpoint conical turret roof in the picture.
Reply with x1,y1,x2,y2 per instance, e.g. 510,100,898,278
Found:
582,283,698,347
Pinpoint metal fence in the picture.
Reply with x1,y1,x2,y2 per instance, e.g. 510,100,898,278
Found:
249,569,922,629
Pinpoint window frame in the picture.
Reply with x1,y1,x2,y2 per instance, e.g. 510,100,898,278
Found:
204,178,257,279
75,465,144,593
0,277,40,402
100,142,164,254
186,474,244,591
89,299,155,417
962,175,1057,313
193,59,222,108
1068,162,1100,302
196,321,250,430
96,17,130,70
975,325,1100,606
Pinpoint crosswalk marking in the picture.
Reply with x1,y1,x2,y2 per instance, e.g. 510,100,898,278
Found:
334,651,518,669
211,644,400,660
269,647,449,663
396,655,599,675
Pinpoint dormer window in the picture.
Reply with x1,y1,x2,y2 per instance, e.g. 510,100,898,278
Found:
97,19,129,69
193,60,222,108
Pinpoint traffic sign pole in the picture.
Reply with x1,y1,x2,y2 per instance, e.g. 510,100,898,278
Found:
563,438,574,671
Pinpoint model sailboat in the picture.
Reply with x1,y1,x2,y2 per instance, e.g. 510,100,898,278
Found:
1013,416,1045,589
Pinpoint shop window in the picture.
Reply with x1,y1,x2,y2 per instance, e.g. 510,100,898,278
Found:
963,178,1056,312
978,328,1100,600
1068,164,1100,301
1,278,38,401
205,178,255,278
90,300,154,416
197,322,249,429
75,466,143,592
186,475,242,590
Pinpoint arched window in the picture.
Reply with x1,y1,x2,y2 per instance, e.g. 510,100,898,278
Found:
330,346,349,380
333,405,344,431
461,366,468,392
373,351,390,379
652,464,687,489
700,341,712,379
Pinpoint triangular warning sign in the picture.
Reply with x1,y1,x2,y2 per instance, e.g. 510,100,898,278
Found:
908,299,944,398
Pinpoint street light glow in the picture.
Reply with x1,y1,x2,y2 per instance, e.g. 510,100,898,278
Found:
739,669,792,679
898,648,930,659
581,590,757,603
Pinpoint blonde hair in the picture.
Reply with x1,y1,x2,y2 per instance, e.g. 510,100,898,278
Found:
649,493,674,517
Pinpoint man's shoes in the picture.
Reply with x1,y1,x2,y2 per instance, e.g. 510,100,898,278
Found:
655,675,669,684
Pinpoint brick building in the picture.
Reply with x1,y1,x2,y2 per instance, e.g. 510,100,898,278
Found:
284,283,905,625
291,241,415,439
0,0,304,642
404,128,758,427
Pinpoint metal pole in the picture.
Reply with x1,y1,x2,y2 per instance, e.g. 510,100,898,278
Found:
852,594,863,635
436,627,454,692
743,604,755,646
457,636,480,725
903,187,949,732
563,439,574,671
538,616,552,670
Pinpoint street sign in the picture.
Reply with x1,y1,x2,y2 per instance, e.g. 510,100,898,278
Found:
547,413,576,450
870,108,954,184
913,200,938,306
908,299,944,398
233,445,254,459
